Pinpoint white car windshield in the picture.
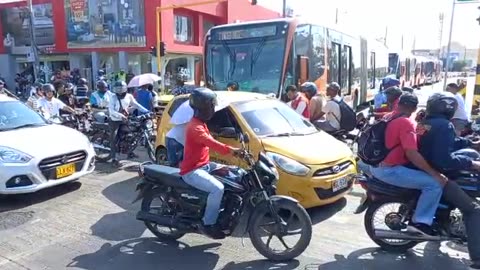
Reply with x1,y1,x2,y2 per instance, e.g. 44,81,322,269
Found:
0,101,47,131
233,99,317,137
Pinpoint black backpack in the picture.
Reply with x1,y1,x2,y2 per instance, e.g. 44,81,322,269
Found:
332,99,357,132
357,114,405,166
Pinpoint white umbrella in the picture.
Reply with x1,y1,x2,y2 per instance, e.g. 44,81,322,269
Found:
127,73,161,88
170,97,231,125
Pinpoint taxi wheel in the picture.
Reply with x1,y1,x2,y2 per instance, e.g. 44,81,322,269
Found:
155,147,169,165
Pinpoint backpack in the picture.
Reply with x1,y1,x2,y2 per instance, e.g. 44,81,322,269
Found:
332,99,357,132
357,114,405,166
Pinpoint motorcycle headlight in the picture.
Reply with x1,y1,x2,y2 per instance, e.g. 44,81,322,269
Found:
266,152,310,176
145,119,154,129
0,146,32,164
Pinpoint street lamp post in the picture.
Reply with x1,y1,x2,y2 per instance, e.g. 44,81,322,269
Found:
27,0,40,81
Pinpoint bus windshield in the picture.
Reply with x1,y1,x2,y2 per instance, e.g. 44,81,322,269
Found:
205,36,287,95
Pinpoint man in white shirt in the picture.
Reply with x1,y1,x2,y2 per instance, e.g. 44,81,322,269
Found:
314,83,342,132
446,83,469,135
38,83,75,119
165,123,187,167
108,81,149,166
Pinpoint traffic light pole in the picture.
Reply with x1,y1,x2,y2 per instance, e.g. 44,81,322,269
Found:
27,0,40,81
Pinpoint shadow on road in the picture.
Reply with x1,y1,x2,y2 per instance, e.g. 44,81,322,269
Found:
306,246,470,270
90,176,146,241
0,181,82,213
308,198,347,225
68,237,299,270
68,238,221,270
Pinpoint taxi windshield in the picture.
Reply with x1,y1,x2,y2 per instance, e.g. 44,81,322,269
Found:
0,101,47,131
233,99,317,137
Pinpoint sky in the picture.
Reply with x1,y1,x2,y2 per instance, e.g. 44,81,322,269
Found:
260,0,479,50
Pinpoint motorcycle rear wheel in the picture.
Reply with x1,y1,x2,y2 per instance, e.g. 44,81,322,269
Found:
365,201,419,253
249,200,312,261
141,189,186,241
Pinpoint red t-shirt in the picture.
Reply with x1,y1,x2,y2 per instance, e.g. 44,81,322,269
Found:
179,117,233,175
382,111,418,166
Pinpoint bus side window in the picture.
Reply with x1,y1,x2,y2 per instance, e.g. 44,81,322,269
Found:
328,42,341,84
341,45,352,96
368,52,375,89
311,25,326,79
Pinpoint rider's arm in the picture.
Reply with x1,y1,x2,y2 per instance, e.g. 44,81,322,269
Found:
89,94,98,107
108,98,126,120
295,100,307,115
193,124,234,156
55,99,75,113
430,123,473,171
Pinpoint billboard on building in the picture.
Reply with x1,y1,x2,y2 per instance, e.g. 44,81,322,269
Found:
64,0,146,48
0,3,55,54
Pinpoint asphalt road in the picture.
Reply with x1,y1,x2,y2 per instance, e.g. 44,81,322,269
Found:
0,79,475,270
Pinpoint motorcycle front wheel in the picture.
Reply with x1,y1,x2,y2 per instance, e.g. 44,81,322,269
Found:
248,199,312,261
90,131,111,162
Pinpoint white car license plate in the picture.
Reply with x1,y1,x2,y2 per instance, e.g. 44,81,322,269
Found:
332,178,349,192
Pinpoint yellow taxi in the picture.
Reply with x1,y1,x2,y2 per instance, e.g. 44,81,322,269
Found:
154,91,357,209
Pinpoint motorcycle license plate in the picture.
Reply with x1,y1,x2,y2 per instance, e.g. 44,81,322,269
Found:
332,178,349,192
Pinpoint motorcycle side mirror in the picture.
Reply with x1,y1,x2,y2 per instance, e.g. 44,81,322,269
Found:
218,127,237,139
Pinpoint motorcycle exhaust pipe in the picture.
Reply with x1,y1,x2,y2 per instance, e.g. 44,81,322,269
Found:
136,211,188,230
92,143,111,151
374,229,451,241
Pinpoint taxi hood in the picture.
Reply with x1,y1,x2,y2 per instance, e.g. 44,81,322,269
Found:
260,131,353,165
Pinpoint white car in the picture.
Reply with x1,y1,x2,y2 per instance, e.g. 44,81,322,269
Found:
0,95,95,194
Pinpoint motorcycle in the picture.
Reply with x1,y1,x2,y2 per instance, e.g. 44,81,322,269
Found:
328,108,374,154
354,171,480,253
91,112,156,162
133,132,312,261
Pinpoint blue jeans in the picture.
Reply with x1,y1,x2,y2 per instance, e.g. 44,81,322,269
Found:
370,165,443,225
182,162,224,225
165,137,184,167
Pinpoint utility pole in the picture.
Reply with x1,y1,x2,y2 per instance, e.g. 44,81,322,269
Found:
438,12,444,59
27,0,40,81
443,0,456,90
282,0,287,18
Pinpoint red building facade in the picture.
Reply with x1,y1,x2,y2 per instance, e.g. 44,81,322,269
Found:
0,0,279,86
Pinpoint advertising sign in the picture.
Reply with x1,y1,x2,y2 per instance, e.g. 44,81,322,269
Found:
0,3,55,54
64,0,146,48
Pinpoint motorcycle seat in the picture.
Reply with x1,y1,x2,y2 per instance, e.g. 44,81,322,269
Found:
367,177,420,198
143,164,191,189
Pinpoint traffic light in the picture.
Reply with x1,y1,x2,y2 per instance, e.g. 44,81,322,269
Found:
251,0,257,5
477,6,480,25
160,42,166,57
150,46,157,57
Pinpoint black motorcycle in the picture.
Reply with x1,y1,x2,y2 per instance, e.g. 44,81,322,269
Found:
134,133,312,261
91,112,156,162
354,170,480,253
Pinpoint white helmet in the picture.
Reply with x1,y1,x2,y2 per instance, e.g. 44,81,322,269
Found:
112,80,127,94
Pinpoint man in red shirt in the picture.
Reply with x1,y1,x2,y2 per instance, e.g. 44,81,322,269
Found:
180,88,240,239
286,85,310,119
369,93,448,235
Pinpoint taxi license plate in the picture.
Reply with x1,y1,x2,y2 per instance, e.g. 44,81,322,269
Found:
56,163,76,179
332,178,349,192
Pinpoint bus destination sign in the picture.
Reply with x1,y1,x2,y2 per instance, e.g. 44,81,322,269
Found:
216,25,277,40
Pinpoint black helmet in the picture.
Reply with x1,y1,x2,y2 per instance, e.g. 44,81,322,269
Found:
426,92,457,120
112,80,127,94
301,82,318,98
41,83,55,93
78,78,88,85
96,80,108,89
189,87,217,121
402,87,414,94
398,93,419,108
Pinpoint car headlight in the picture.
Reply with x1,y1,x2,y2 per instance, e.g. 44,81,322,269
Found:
266,152,310,176
0,146,32,164
145,119,154,129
